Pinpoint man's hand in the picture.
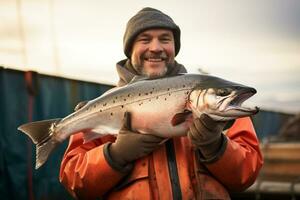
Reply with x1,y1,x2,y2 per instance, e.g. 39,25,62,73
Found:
187,114,227,159
109,112,165,167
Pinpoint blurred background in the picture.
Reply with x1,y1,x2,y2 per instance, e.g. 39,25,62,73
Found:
1,0,300,113
0,0,300,199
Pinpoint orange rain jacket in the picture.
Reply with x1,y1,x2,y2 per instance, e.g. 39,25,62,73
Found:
60,116,263,200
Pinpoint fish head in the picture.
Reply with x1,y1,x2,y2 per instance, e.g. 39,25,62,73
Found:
188,77,259,121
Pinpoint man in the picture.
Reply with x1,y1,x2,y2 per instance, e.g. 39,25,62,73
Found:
60,7,263,200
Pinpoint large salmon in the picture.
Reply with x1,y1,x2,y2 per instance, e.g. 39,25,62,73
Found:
18,73,259,169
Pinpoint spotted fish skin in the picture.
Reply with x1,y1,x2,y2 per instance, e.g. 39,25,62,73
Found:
18,73,259,169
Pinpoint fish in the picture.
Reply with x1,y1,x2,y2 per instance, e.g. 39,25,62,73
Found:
18,73,259,169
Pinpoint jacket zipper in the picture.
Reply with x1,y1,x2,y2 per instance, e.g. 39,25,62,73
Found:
166,140,182,200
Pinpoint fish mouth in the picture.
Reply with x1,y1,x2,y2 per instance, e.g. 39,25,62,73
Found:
224,88,259,115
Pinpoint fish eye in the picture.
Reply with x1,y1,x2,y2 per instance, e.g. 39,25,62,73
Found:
216,88,231,96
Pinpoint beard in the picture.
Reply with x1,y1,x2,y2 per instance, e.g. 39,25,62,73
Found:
132,52,174,78
133,62,170,78
141,65,168,78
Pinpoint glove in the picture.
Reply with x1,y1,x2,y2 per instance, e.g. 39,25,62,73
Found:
187,114,226,159
109,112,165,167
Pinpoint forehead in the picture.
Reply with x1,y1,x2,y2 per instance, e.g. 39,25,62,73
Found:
136,28,173,37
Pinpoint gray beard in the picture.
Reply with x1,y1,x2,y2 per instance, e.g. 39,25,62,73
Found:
133,62,175,78
140,66,168,78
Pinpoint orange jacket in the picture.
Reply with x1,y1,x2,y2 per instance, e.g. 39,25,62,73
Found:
60,117,263,200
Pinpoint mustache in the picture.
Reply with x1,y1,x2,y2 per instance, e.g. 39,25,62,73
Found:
142,52,167,60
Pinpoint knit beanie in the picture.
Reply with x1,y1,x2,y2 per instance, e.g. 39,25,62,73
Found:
123,7,181,58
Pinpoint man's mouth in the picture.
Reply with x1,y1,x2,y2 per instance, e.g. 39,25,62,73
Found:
143,52,167,63
144,57,165,62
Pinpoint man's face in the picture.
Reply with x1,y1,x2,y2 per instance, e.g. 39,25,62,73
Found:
131,29,175,78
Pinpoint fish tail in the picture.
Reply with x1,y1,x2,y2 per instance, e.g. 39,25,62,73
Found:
18,118,61,169
35,137,59,169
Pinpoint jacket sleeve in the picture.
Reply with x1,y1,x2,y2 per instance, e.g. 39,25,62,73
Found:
59,132,128,199
203,117,263,191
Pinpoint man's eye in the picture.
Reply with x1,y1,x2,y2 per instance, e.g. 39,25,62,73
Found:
138,38,150,43
160,37,171,43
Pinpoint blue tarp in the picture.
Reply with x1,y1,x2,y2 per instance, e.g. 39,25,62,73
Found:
0,67,112,199
0,67,294,199
251,109,293,140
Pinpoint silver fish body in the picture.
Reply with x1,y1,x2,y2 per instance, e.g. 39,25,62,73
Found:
18,73,259,168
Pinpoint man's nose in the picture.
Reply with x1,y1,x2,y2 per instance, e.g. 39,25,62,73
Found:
149,39,163,52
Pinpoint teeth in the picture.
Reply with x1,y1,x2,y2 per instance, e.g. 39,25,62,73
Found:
146,58,163,62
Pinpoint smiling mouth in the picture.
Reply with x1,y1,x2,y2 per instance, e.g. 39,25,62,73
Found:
144,58,165,62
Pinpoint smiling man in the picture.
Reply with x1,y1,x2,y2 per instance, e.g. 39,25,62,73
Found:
130,29,175,77
59,7,263,200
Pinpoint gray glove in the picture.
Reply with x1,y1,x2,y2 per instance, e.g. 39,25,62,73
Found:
188,114,227,159
109,112,165,167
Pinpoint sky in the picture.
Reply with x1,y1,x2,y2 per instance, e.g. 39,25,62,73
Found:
0,0,300,113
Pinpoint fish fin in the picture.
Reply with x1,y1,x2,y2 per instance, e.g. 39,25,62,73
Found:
83,127,119,143
18,118,60,144
74,100,89,111
82,131,103,143
93,126,119,135
35,137,59,169
171,111,192,126
17,118,61,169
128,75,149,84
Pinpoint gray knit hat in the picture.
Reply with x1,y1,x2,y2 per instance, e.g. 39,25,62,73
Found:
123,7,181,58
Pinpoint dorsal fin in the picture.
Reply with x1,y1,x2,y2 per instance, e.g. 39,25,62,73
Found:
74,100,89,111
